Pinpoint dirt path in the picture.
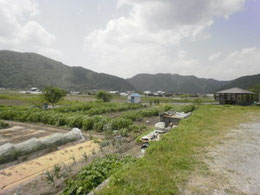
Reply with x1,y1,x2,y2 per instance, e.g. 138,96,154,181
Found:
184,115,260,195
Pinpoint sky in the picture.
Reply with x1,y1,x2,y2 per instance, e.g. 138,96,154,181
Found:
0,0,260,80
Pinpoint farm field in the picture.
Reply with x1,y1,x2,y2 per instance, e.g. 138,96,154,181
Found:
0,91,217,106
0,91,196,194
1,91,256,195
0,1,259,194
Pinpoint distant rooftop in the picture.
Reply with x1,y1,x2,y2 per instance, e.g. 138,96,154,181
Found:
216,87,255,94
130,93,141,97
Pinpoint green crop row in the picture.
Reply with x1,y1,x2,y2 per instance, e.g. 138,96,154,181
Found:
0,104,195,133
62,155,136,195
54,101,145,115
121,107,160,121
0,106,133,132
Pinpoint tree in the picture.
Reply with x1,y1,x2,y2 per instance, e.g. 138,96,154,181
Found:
96,90,112,102
43,86,67,108
249,83,260,94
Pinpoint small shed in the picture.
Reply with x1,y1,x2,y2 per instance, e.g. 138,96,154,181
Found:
215,87,258,105
127,93,141,103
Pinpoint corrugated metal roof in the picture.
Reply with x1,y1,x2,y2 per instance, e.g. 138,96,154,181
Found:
216,87,255,94
130,93,141,97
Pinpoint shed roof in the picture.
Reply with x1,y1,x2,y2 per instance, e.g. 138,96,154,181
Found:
130,93,141,97
216,87,255,94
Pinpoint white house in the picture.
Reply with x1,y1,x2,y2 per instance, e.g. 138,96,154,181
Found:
144,91,152,96
109,91,119,95
120,92,128,97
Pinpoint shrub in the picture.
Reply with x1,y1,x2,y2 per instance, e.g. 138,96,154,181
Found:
141,108,159,117
82,117,94,130
96,91,112,102
119,128,129,137
111,118,132,130
93,116,109,132
67,115,83,128
55,115,67,126
122,111,143,121
27,112,43,122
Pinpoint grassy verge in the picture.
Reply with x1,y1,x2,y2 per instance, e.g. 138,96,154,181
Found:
96,105,260,195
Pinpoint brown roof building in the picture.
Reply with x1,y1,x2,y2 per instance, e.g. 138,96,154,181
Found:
215,87,258,105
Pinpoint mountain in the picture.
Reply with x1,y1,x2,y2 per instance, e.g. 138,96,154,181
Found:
1,50,259,93
219,74,260,91
127,73,229,93
0,50,135,91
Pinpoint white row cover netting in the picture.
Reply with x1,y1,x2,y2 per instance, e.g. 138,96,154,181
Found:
0,128,84,164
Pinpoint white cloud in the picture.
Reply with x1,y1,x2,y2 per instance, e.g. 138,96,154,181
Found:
208,52,222,61
0,0,61,60
217,47,260,79
84,0,246,78
38,48,63,61
195,47,260,80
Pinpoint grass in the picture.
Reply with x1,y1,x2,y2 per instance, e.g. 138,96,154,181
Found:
142,96,216,104
96,105,260,195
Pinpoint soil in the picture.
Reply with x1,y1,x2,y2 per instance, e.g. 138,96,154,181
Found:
0,121,74,170
0,140,100,194
0,99,27,106
0,114,159,195
183,114,260,195
135,116,160,129
0,137,142,195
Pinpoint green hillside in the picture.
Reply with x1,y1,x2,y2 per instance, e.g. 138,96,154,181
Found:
0,50,135,91
219,73,260,91
1,50,259,93
127,73,229,93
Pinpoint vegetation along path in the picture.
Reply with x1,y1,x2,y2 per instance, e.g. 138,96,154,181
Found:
94,105,260,195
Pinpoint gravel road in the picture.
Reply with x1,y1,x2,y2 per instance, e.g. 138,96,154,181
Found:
184,115,260,195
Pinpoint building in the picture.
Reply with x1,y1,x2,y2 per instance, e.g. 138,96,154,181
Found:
127,93,141,103
215,87,258,105
109,91,119,95
143,91,152,96
119,92,128,97
31,87,39,92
